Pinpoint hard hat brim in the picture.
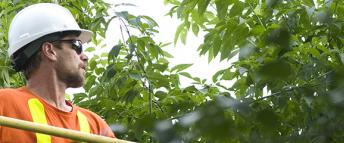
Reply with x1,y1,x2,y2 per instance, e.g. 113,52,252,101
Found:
78,29,93,44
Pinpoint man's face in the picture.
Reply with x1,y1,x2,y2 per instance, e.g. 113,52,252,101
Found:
54,35,88,88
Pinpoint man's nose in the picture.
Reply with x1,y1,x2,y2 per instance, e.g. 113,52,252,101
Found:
80,53,88,63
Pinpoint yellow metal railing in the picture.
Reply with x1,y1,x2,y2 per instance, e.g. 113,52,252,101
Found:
0,116,135,143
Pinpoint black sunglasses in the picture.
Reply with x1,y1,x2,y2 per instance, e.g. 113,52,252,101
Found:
51,40,83,54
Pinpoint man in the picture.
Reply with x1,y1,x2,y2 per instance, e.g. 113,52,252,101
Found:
0,3,115,142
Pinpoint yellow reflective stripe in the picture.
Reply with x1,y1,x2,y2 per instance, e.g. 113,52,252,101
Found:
77,111,90,133
28,98,51,143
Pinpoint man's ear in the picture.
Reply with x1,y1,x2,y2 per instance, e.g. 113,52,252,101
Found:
41,42,57,61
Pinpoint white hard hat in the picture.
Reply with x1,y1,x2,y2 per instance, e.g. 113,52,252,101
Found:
8,3,93,57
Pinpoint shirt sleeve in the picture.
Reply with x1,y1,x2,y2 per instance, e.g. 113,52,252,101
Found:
98,117,115,138
77,107,115,138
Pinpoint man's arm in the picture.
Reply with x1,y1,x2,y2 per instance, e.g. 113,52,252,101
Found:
96,115,115,138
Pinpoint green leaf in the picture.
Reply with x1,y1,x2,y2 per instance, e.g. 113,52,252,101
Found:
141,15,159,28
89,60,97,70
198,43,210,56
212,69,226,82
171,64,193,73
109,44,122,60
128,17,141,27
183,85,199,93
101,65,117,82
220,47,239,61
129,43,136,54
212,35,222,59
146,71,170,87
95,68,105,75
180,27,187,44
115,11,129,20
129,72,142,81
191,23,199,36
208,45,214,62
220,24,237,61
302,0,315,7
85,47,95,52
215,0,231,18
162,51,174,58
179,72,193,79
233,24,249,43
153,45,161,59
123,89,140,103
179,72,201,82
222,70,235,80
251,25,265,36
258,60,292,80
153,63,168,72
174,23,185,45
229,1,245,17
84,75,96,90
256,108,280,130
197,0,211,16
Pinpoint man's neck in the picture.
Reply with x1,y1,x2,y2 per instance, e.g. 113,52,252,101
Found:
26,70,72,112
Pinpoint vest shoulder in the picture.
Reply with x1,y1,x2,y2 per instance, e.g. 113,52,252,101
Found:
0,87,32,100
76,106,105,121
0,88,23,96
77,106,97,116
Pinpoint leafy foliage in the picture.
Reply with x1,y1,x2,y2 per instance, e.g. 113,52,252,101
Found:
164,0,344,142
1,0,198,142
3,0,344,142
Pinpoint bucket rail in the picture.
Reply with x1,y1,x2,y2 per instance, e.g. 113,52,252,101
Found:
0,116,135,143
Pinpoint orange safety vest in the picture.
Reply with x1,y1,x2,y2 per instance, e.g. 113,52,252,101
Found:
28,98,90,143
